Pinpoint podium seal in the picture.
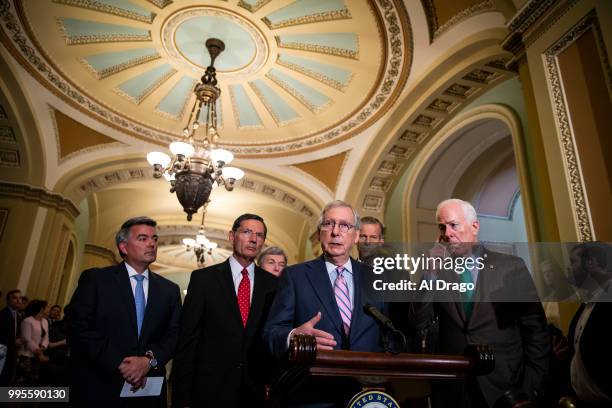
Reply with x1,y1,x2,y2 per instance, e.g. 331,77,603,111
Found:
347,390,401,408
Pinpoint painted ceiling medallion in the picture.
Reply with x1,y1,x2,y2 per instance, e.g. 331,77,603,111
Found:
162,7,268,78
1,0,411,156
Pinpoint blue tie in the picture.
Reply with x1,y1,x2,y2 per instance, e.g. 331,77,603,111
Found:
133,274,146,336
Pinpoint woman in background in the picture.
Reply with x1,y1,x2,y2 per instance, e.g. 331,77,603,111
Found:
16,300,49,385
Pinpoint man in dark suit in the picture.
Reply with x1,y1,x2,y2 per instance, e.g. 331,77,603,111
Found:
67,216,182,407
561,242,612,404
172,213,278,408
410,198,549,407
0,289,23,385
263,200,387,407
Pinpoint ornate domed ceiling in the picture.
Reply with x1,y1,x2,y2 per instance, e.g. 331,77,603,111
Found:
9,0,411,156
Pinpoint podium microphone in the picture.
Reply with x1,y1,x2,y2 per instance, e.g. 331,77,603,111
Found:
364,304,396,331
364,304,407,353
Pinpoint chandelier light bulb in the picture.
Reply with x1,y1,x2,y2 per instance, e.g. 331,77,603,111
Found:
210,149,233,165
182,238,196,247
163,172,176,182
170,141,195,157
196,233,208,245
205,241,218,250
222,167,245,181
147,151,171,168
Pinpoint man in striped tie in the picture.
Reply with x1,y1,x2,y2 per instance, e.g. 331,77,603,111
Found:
264,200,388,407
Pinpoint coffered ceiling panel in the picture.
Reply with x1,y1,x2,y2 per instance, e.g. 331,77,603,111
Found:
10,0,410,156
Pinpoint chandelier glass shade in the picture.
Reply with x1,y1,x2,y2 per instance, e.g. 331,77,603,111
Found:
181,206,218,267
146,38,244,221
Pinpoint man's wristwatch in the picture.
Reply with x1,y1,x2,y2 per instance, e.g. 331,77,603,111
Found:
145,350,158,369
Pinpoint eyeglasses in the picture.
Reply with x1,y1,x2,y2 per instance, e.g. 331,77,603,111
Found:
239,228,265,240
320,220,355,233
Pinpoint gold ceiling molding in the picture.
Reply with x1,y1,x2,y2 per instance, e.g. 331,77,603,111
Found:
0,0,411,157
501,0,579,69
543,10,608,242
79,53,161,80
0,180,80,219
292,151,348,193
52,0,156,24
421,0,494,42
263,8,351,30
55,17,152,45
237,0,270,13
354,57,515,215
51,108,123,162
275,36,359,60
146,0,172,9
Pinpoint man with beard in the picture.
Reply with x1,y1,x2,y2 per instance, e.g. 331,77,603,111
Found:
172,213,278,408
410,198,549,407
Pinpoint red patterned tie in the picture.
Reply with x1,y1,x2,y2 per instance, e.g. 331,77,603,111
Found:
237,268,251,327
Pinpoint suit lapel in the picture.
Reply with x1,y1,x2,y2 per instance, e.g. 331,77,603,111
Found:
214,259,244,329
114,262,138,339
245,267,269,336
304,257,344,336
140,270,160,343
349,259,364,341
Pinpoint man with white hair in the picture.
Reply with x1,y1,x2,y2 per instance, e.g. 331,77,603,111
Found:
411,198,549,407
264,200,387,407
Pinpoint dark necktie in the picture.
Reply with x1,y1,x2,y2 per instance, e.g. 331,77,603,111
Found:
237,268,250,327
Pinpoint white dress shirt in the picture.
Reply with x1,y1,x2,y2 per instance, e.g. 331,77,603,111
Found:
125,262,150,302
229,255,255,299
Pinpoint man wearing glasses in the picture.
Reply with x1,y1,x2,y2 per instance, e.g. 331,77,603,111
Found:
172,213,278,408
264,200,387,407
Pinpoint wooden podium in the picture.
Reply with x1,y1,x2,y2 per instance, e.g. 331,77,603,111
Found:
267,334,495,406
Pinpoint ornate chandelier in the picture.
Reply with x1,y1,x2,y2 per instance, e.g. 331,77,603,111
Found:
182,211,218,267
146,38,244,221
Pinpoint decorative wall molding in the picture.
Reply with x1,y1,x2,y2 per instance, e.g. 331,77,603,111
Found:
543,11,608,241
502,0,580,69
0,181,80,219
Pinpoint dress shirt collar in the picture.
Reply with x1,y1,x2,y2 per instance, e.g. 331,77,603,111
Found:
125,262,150,280
229,255,255,277
325,258,353,277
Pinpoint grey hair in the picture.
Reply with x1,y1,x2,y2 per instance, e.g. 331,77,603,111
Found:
317,200,361,229
257,246,287,265
115,216,157,258
436,199,478,224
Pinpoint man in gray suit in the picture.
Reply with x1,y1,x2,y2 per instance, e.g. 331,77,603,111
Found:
410,198,549,407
